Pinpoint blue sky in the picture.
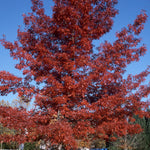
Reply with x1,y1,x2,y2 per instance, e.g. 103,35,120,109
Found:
0,0,150,105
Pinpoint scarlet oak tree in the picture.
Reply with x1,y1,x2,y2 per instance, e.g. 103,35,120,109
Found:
0,0,150,149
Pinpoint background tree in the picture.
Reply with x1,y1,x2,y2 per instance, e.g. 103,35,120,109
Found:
109,132,144,150
0,100,16,140
0,100,19,149
108,113,150,150
135,113,150,150
11,96,30,110
0,103,29,145
0,99,10,107
0,0,150,149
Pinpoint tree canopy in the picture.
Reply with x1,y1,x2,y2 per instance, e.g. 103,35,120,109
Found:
0,0,150,149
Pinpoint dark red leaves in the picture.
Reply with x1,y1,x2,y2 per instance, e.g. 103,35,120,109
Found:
0,0,150,149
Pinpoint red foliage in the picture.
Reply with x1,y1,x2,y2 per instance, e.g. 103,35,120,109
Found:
0,0,150,149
